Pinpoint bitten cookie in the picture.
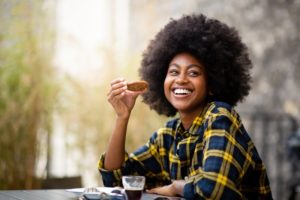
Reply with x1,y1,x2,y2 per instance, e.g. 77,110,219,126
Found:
127,80,148,91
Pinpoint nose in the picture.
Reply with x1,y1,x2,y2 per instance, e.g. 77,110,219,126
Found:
175,73,188,84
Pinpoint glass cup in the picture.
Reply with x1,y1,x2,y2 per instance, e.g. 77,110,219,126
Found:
122,176,145,200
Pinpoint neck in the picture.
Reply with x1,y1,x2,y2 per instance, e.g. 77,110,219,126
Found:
179,105,206,130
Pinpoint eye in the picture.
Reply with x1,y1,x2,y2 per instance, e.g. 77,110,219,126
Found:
168,68,179,76
188,70,201,77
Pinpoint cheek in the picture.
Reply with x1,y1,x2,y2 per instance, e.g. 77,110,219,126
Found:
163,79,168,94
164,77,172,97
196,79,208,95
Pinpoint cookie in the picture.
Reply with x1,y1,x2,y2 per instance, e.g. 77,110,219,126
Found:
127,81,149,91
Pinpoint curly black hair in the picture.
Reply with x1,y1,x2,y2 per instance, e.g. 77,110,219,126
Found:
139,14,252,117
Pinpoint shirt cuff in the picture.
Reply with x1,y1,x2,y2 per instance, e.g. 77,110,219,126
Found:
183,180,196,200
98,153,129,187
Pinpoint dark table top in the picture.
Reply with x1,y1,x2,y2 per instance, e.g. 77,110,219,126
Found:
0,189,184,200
0,189,77,200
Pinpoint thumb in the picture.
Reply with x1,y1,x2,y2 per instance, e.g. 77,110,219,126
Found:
127,90,145,99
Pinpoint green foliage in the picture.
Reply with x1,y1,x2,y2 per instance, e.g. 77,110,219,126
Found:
0,0,58,189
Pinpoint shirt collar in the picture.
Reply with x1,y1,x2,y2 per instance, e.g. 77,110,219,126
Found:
175,102,213,137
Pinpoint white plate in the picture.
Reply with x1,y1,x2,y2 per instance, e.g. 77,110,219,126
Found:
83,193,102,200
66,188,85,194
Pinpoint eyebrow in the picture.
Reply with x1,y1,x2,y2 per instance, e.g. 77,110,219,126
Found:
168,63,204,69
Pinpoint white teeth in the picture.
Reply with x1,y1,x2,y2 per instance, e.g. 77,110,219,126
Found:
174,89,192,95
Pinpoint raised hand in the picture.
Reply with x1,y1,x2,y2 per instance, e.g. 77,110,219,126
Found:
107,78,145,119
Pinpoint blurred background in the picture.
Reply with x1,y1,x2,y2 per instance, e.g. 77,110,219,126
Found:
0,0,299,199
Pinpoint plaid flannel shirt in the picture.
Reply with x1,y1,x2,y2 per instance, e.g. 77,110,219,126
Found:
98,101,273,200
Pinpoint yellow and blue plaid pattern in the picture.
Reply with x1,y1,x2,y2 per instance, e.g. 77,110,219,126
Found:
98,101,273,199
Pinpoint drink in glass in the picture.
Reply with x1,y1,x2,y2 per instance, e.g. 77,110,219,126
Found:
122,176,145,200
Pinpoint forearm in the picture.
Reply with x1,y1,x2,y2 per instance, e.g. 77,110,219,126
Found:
172,180,185,196
104,116,129,170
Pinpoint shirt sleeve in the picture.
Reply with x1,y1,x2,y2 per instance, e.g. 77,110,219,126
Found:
97,152,129,187
98,132,171,188
184,109,248,199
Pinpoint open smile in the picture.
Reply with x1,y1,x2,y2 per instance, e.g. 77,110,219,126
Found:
172,88,192,96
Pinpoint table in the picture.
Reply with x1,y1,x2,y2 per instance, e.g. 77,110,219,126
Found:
0,190,77,200
0,189,184,200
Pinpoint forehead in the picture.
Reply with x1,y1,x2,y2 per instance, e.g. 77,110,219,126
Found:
169,52,204,69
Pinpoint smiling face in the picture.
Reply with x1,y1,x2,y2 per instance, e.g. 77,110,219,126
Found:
164,52,208,116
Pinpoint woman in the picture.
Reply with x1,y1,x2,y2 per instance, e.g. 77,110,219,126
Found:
98,14,273,199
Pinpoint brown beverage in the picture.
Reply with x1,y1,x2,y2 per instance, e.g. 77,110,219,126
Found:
125,188,142,200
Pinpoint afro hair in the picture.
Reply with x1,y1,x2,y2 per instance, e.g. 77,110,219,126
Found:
139,14,252,117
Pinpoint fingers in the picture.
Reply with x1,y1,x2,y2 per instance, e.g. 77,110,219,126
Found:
146,188,156,194
146,187,168,196
110,77,126,87
146,184,178,197
108,78,147,99
146,186,165,194
107,78,127,100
